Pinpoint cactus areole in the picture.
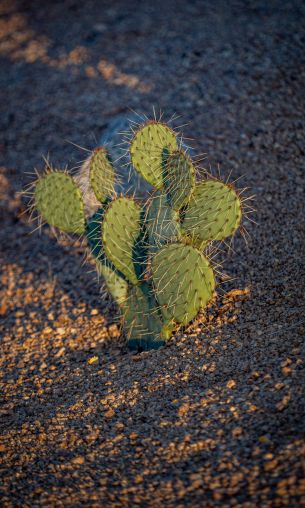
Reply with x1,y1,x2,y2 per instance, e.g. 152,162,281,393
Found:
32,119,244,351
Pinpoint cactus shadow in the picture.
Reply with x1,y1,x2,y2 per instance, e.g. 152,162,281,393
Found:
0,209,120,337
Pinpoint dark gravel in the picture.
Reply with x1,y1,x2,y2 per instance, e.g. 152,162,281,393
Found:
0,0,304,506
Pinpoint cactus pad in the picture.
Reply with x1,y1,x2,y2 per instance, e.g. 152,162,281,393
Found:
164,150,195,210
152,243,215,326
97,260,128,305
146,192,181,252
183,180,242,243
86,207,105,259
130,122,177,189
86,208,128,305
89,147,115,203
122,283,165,350
102,197,142,285
35,172,85,234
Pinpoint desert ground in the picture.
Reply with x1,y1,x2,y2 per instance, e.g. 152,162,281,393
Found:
0,0,304,506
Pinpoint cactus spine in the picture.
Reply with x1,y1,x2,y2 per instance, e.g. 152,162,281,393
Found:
31,118,245,351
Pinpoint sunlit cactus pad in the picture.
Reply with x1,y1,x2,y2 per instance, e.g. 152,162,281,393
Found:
30,117,246,351
130,121,177,189
89,147,115,203
102,197,142,285
35,172,85,234
183,180,242,243
152,243,215,326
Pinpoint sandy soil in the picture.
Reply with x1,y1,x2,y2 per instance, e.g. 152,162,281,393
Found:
0,0,304,506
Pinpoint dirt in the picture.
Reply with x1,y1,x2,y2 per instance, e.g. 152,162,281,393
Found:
0,0,304,506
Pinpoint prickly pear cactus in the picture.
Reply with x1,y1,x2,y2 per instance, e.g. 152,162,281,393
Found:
130,121,177,189
35,172,86,234
29,118,246,351
86,207,128,305
89,147,115,203
122,283,165,350
152,243,215,326
145,192,181,253
102,197,143,285
163,150,196,210
183,180,242,243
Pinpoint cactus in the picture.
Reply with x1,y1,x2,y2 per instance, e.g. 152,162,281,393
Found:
30,118,245,351
130,121,177,189
145,192,181,253
163,150,196,210
122,283,164,350
152,243,215,326
183,180,242,243
97,260,129,306
35,171,85,234
86,208,128,305
102,197,143,285
89,147,115,203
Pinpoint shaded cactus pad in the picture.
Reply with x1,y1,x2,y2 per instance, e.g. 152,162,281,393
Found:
86,207,105,259
145,192,181,252
89,147,115,203
164,150,195,210
183,180,242,243
130,122,177,189
35,172,85,234
152,243,215,326
122,283,165,351
102,197,142,285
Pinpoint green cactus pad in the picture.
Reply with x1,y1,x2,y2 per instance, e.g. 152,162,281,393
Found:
97,260,128,305
164,150,195,210
130,122,177,189
183,180,242,243
102,197,142,285
122,283,165,350
35,172,85,234
86,207,105,259
86,208,128,305
152,243,215,326
146,192,181,253
89,147,115,203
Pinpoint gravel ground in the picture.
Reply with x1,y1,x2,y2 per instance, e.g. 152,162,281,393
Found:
0,0,305,506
